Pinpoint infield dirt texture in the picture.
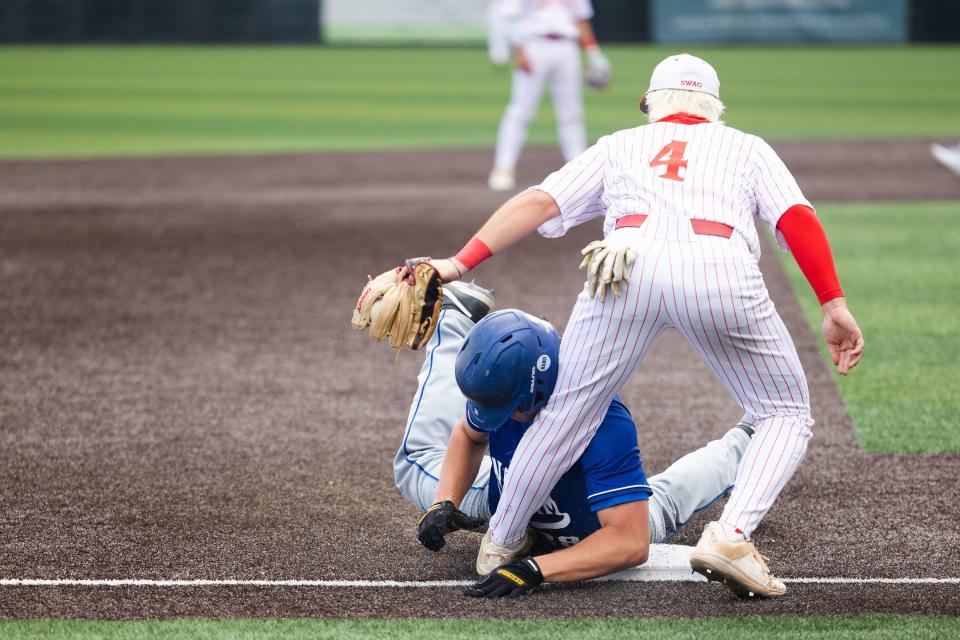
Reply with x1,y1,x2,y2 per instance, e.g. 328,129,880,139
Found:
1,141,959,619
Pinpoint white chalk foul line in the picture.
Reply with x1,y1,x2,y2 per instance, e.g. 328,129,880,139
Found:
1,577,958,588
0,579,472,588
785,577,960,585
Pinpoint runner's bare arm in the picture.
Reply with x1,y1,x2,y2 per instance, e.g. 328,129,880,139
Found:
532,500,650,583
433,417,489,507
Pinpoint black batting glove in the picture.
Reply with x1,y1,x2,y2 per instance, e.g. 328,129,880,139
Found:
417,500,486,552
464,557,543,598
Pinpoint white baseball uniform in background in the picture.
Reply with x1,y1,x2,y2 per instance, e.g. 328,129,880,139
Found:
488,117,816,546
489,0,593,177
930,141,960,176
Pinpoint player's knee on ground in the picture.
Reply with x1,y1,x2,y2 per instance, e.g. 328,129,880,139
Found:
393,449,440,511
645,492,670,543
393,467,421,509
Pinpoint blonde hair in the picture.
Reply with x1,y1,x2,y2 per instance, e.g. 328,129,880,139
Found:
644,89,725,124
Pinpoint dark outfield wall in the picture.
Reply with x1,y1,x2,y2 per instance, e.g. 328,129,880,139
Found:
591,0,649,43
0,0,642,44
0,0,956,44
591,0,960,44
910,0,960,42
0,0,319,43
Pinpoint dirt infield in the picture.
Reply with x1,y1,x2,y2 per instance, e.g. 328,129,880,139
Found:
0,140,958,619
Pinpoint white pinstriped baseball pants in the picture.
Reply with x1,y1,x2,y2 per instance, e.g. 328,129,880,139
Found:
395,303,753,544
493,38,587,171
489,216,814,544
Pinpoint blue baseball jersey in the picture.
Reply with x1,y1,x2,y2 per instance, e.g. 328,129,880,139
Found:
483,397,651,550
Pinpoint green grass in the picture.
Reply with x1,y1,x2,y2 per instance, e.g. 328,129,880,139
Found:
0,615,957,639
0,45,959,158
781,201,960,453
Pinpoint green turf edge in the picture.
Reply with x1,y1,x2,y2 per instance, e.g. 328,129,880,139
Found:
1,615,959,639
1,45,959,159
776,201,960,454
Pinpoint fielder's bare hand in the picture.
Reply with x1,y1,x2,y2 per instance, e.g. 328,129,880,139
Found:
417,501,486,552
821,298,864,375
514,46,532,73
398,257,465,286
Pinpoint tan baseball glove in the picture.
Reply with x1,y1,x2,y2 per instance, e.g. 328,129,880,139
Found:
352,261,443,351
579,240,637,302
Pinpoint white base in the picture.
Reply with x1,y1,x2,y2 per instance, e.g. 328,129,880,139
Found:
597,544,706,583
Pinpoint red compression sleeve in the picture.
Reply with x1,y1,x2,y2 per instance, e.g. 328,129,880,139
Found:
776,205,844,304
454,237,493,271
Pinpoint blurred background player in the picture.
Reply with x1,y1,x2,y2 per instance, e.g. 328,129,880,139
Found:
486,0,611,192
395,282,756,587
931,142,960,176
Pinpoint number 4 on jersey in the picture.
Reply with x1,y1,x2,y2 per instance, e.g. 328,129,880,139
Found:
650,141,689,182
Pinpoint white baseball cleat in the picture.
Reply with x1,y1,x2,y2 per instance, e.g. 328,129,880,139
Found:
476,527,534,575
931,143,960,176
689,521,786,599
487,168,517,192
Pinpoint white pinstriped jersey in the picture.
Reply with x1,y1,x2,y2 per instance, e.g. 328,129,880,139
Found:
487,117,818,547
500,0,593,41
535,121,812,259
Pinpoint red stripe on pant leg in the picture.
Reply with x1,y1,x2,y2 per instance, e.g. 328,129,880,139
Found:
741,420,810,535
756,297,810,411
732,416,794,532
680,238,747,406
721,415,786,531
545,282,669,511
745,426,803,532
720,417,772,528
689,242,760,408
737,416,808,530
729,416,786,529
489,242,655,543
493,243,662,542
729,257,808,411
506,255,646,518
485,292,596,541
672,241,751,408
492,239,664,543
487,289,606,542
717,260,812,532
701,256,775,413
718,258,785,415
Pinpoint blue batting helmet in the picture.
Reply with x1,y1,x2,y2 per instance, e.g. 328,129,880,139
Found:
455,309,560,432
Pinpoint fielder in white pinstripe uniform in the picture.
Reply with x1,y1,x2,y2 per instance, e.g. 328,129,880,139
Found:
486,0,611,192
401,53,864,599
